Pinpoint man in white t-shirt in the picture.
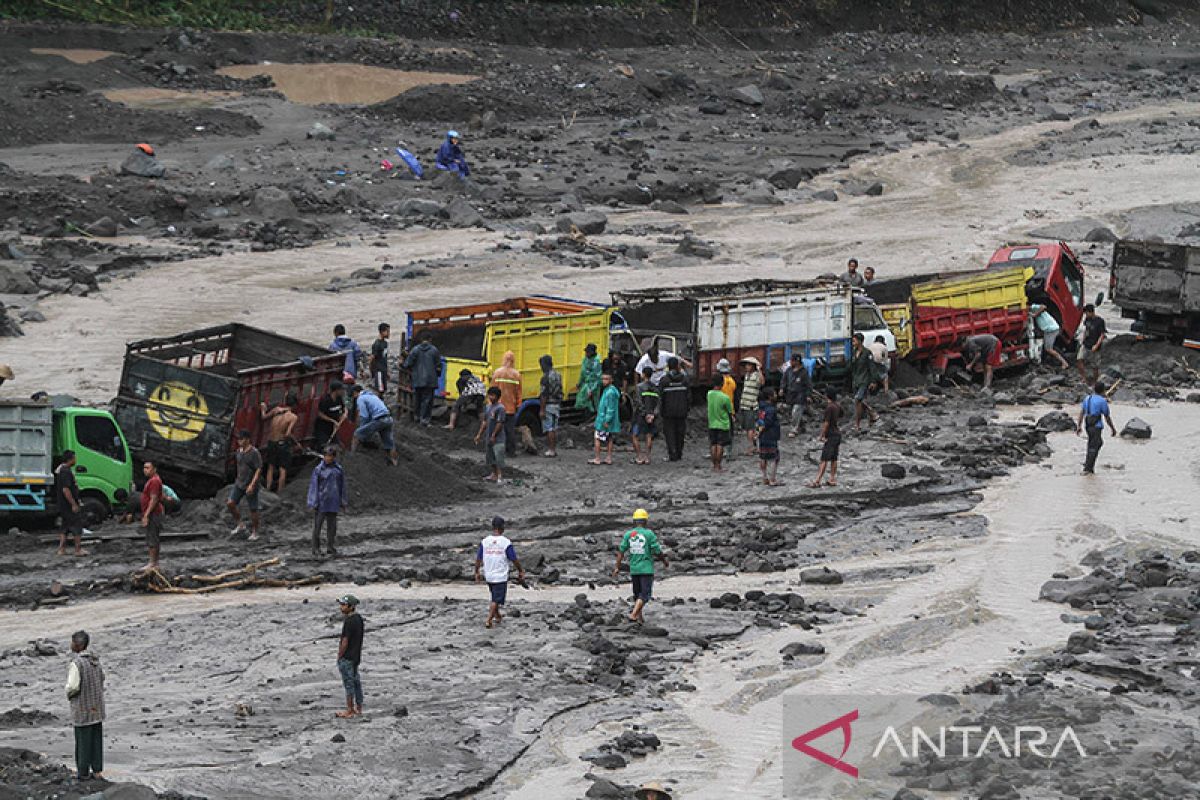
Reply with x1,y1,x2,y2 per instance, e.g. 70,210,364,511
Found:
635,339,690,386
865,335,890,392
474,516,525,629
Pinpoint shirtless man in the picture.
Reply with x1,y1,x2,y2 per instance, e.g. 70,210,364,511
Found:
260,393,299,492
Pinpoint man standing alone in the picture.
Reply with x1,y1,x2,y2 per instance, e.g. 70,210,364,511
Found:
612,508,668,625
226,430,263,540
140,461,164,571
335,595,364,718
370,323,391,395
403,332,442,427
1076,304,1107,386
65,630,104,781
55,451,85,557
1075,382,1117,475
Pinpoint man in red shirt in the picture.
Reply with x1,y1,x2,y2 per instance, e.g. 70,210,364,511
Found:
139,462,165,572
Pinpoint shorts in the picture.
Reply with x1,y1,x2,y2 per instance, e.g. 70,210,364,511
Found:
488,581,508,605
594,430,612,444
265,440,293,470
854,384,870,402
631,573,654,602
985,345,1003,368
632,419,658,437
485,442,506,468
758,444,779,462
820,434,842,464
708,428,732,447
60,507,83,535
542,404,561,433
1079,345,1102,368
355,416,395,451
143,515,163,548
737,409,757,430
229,484,260,511
453,394,484,417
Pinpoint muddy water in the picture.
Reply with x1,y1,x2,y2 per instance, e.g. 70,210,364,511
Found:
490,401,1200,798
214,62,476,105
30,47,115,64
102,88,241,110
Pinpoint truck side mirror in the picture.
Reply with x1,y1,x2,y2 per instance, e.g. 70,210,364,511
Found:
1094,292,1104,307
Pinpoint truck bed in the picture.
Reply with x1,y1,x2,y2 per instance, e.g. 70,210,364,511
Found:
1112,239,1200,315
0,400,53,512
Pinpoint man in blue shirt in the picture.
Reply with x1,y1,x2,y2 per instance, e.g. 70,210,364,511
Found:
350,385,398,466
1075,381,1117,475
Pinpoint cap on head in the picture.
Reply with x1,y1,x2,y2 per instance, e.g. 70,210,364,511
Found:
136,143,154,156
448,130,460,139
337,594,359,607
632,508,649,521
491,516,505,531
716,358,731,373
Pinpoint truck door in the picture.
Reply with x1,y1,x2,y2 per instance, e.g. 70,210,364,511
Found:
69,413,131,503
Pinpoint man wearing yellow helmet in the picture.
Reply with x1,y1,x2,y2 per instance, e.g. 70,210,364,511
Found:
612,508,668,624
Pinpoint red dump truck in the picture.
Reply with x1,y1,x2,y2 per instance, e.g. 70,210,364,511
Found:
873,242,1090,378
112,324,347,495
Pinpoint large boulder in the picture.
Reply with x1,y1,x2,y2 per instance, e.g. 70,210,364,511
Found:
740,179,782,206
252,187,298,220
800,566,843,585
0,263,37,294
119,150,164,178
881,463,906,479
397,198,448,218
731,84,764,106
446,197,485,228
555,211,608,235
780,641,825,658
1036,410,1075,432
1120,417,1152,439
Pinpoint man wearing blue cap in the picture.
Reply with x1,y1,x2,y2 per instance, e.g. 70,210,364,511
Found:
474,517,524,629
435,131,470,177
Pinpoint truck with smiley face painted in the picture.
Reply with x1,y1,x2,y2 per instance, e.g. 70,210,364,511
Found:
112,324,346,496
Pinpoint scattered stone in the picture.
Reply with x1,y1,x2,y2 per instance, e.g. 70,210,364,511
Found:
967,415,988,427
446,197,485,228
253,187,298,220
1085,226,1118,243
585,776,628,799
650,199,687,214
800,566,843,585
0,264,37,294
811,188,838,202
582,751,627,769
767,167,808,190
330,732,346,743
881,463,906,479
398,198,448,218
18,308,45,323
731,84,764,106
307,122,336,141
556,211,608,235
780,641,826,658
740,179,782,206
119,150,164,178
698,100,727,115
1036,410,1074,432
1120,417,1152,439
204,153,236,171
99,785,157,800
84,216,118,237
676,234,715,259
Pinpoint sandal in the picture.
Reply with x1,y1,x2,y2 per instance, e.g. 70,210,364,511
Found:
806,481,822,488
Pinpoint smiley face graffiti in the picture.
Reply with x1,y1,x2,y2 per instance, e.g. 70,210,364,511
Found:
146,381,209,442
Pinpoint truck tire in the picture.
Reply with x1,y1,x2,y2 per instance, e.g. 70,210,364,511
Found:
79,495,109,528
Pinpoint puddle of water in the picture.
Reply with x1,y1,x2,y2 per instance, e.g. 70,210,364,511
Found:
102,87,241,110
30,47,116,64
215,62,477,105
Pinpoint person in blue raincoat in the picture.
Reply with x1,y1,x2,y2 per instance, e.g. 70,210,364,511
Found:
435,130,470,177
307,446,346,558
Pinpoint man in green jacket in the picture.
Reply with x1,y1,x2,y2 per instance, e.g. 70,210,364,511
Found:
612,508,668,624
590,371,621,465
575,343,602,416
850,333,879,431
706,373,734,472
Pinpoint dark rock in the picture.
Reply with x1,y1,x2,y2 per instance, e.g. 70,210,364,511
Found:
1120,417,1152,439
101,785,158,800
1066,631,1097,654
19,308,45,323
585,776,628,798
894,790,927,800
650,199,687,214
698,100,727,115
1039,575,1113,605
446,197,485,228
330,732,346,743
253,187,298,220
306,122,336,141
780,641,825,658
676,235,715,258
350,268,381,281
767,167,809,190
119,150,164,178
740,179,782,206
881,463,906,479
556,211,608,235
1084,226,1118,243
1036,410,1074,432
583,751,628,769
191,221,221,237
800,566,843,585
811,189,838,202
84,216,118,237
204,153,236,171
731,84,764,106
398,198,448,218
0,264,37,294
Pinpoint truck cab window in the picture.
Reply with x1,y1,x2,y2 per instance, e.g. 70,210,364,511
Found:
75,415,126,462
853,304,887,331
1061,257,1084,309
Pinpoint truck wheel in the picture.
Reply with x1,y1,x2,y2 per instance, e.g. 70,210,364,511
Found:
79,496,109,528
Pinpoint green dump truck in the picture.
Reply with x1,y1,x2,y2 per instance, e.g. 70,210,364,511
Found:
0,399,133,525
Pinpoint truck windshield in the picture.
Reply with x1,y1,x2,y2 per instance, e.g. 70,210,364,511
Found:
853,304,887,330
75,415,126,462
1060,257,1084,308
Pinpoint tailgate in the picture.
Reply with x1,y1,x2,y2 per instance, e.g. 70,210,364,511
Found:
879,303,913,358
911,267,1032,314
0,402,53,482
484,307,614,400
1112,240,1200,314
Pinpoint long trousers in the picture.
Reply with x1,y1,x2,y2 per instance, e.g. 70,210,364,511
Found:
313,511,338,551
662,416,686,461
74,722,103,778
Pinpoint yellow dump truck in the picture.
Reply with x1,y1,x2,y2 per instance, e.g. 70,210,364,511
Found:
398,296,612,425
